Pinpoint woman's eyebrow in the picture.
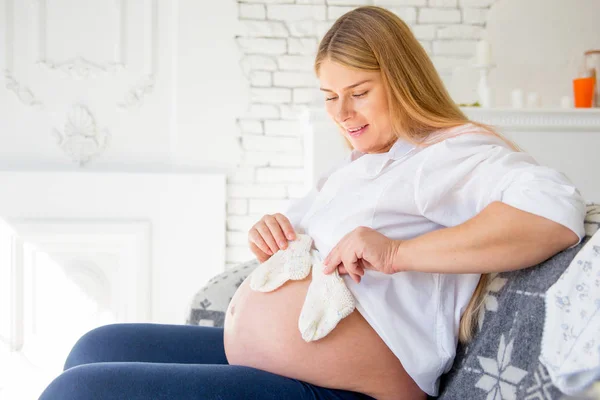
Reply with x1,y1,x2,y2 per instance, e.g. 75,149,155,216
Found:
319,79,372,92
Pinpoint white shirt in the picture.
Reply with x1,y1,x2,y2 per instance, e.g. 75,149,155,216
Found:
284,123,586,396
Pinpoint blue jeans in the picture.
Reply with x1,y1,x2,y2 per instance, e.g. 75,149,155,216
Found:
38,323,375,400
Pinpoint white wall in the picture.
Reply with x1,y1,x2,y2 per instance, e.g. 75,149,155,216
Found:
0,0,245,169
484,0,600,108
2,0,598,270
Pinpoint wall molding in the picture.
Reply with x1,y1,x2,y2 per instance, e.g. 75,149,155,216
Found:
53,104,110,166
118,0,158,110
3,0,43,107
37,56,124,80
33,0,126,79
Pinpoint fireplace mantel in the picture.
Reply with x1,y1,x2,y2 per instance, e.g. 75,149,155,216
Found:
460,108,600,132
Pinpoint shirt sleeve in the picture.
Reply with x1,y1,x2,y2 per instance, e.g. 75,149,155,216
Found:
414,133,587,246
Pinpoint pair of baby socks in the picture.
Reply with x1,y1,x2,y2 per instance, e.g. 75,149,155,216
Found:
249,234,356,342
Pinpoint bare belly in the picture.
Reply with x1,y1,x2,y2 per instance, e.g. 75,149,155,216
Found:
223,273,426,400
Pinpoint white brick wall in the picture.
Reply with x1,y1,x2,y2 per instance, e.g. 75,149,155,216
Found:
226,0,498,266
288,38,319,55
250,87,292,103
462,7,488,24
429,0,457,7
241,104,280,119
411,24,436,40
238,21,289,37
256,167,305,183
277,55,314,71
418,8,461,23
264,120,303,136
239,4,266,20
267,5,327,21
238,119,264,134
249,71,273,87
437,25,483,39
375,0,426,6
273,71,318,87
327,6,356,20
329,0,371,5
433,40,477,56
389,7,417,24
237,38,287,54
459,0,495,8
241,135,301,151
240,55,278,74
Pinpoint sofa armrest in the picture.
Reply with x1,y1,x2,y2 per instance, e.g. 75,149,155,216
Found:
186,259,258,327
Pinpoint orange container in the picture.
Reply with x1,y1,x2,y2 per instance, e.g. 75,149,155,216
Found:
573,77,596,108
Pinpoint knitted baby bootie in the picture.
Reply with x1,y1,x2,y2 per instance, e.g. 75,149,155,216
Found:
249,234,313,292
298,251,356,342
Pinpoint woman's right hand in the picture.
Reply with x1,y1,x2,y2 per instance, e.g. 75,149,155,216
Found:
248,213,296,263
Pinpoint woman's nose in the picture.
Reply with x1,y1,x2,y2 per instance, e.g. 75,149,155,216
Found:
336,99,354,122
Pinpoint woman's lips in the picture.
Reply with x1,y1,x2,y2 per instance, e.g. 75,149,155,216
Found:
347,124,368,137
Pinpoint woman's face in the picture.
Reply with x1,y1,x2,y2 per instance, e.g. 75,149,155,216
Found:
318,59,396,154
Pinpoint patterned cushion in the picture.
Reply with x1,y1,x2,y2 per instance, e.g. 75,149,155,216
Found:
186,259,257,327
186,204,600,398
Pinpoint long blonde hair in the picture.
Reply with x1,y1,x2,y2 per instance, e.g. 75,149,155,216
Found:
315,5,512,343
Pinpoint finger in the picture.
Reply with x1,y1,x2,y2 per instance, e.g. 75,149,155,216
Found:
249,240,271,263
338,265,348,275
342,256,362,284
256,221,279,254
264,216,289,250
357,257,374,271
274,214,296,241
249,228,273,256
356,260,367,275
323,248,341,274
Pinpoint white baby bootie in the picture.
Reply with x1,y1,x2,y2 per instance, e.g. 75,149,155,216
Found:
249,234,313,292
298,251,356,342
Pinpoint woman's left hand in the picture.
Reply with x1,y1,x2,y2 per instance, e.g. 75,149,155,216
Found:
322,226,401,283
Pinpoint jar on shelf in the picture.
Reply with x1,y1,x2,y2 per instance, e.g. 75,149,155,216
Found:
584,49,600,107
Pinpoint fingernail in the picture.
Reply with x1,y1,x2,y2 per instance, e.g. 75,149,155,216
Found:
287,233,294,240
279,241,286,248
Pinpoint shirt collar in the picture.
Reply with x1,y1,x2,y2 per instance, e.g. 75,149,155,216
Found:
348,138,417,177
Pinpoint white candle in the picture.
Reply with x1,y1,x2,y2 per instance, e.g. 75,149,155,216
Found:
560,96,572,109
511,89,524,109
476,40,492,66
526,92,540,108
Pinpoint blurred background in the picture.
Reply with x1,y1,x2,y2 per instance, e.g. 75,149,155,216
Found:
0,0,599,398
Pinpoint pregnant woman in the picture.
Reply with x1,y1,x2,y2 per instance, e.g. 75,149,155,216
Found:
39,6,585,400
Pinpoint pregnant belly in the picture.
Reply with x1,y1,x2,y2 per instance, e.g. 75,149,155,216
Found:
223,273,425,400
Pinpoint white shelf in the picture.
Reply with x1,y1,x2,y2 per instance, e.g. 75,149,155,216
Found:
461,107,600,132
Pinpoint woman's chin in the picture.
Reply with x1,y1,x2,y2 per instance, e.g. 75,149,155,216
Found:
349,141,373,154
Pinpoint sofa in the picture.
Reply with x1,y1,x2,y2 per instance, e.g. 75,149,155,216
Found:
187,204,600,399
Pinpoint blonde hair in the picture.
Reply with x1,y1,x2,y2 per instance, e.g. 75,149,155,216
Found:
315,6,512,343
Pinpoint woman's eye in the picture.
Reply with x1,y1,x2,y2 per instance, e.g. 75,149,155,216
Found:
325,91,367,101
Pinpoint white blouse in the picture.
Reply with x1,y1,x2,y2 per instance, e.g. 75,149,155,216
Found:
283,123,586,396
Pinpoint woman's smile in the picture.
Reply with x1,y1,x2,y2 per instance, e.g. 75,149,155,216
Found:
347,124,369,137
